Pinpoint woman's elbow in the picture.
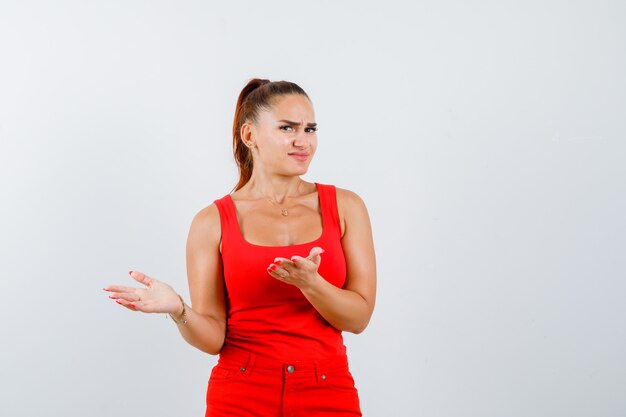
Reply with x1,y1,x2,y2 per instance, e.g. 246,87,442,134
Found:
200,339,225,356
346,316,372,334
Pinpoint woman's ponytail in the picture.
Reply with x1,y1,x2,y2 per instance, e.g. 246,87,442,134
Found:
232,78,270,192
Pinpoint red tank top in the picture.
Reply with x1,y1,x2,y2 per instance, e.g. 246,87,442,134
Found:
213,182,347,361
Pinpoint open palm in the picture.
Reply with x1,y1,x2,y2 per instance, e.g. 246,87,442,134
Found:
103,270,181,315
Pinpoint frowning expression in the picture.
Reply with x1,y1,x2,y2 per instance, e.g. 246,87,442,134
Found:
243,94,318,176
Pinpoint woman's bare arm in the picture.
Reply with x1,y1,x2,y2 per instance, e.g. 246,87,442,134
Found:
299,188,377,334
174,203,227,355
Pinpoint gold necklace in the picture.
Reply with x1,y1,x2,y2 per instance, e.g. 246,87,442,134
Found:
268,200,290,216
266,181,303,216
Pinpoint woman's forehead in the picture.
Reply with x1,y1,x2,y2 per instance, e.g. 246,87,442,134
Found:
267,94,315,119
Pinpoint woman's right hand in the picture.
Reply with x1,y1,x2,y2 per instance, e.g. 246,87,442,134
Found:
103,270,183,316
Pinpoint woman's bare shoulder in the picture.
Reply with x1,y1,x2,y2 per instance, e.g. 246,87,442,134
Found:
334,186,369,238
335,186,366,204
189,201,222,246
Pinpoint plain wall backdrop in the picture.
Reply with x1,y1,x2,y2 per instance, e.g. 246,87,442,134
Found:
1,1,624,416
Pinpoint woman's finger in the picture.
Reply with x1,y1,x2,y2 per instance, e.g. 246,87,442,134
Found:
116,296,155,313
274,257,296,268
267,264,288,278
273,257,292,265
290,255,313,268
129,270,154,288
273,258,296,272
103,285,136,293
307,246,325,260
108,292,141,302
115,298,138,310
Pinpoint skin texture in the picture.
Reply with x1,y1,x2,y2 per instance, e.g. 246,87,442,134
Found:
103,93,377,354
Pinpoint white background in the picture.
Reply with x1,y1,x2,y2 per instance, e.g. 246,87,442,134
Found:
1,1,624,416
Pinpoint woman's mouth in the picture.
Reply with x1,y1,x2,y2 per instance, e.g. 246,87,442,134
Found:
289,153,309,161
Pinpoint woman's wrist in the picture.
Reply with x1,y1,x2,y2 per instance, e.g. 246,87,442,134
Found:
299,272,325,296
168,293,187,324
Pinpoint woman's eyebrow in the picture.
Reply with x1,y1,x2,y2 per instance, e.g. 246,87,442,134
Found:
277,119,317,127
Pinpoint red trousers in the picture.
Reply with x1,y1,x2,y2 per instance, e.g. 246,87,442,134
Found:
205,346,362,417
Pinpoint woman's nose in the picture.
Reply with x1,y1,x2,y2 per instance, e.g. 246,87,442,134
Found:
293,130,309,148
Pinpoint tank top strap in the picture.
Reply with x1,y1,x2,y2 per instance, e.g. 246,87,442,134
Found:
213,194,239,248
315,182,341,237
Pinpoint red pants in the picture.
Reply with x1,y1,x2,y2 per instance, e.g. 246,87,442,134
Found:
205,346,362,416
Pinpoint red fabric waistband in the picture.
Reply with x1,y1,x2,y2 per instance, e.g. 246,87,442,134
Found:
217,346,350,377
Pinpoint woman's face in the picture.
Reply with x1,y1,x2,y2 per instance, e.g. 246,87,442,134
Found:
244,94,318,177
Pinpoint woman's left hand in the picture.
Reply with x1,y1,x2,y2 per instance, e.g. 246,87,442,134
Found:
267,246,325,290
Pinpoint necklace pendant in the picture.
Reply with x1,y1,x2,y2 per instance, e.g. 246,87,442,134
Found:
281,209,289,216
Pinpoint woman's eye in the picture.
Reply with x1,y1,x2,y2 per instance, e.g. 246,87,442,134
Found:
279,125,317,133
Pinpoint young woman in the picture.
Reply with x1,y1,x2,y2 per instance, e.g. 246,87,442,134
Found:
103,78,377,416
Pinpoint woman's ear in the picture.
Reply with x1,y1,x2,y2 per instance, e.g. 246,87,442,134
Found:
240,122,255,146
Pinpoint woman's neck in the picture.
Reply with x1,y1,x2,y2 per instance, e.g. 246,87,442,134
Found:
240,176,308,204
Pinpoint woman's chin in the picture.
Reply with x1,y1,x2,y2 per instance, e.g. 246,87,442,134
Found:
287,163,311,176
293,168,309,176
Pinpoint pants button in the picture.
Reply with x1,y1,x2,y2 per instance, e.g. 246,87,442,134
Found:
286,365,295,373
321,374,326,380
